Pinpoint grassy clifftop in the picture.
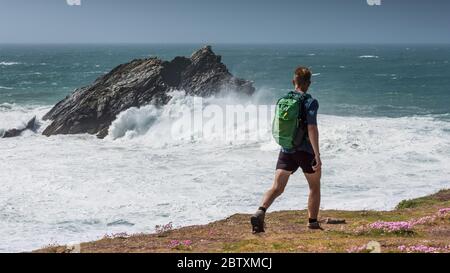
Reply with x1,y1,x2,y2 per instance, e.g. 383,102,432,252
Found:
36,189,450,253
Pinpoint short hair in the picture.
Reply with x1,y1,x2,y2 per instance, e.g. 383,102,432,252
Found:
294,67,312,86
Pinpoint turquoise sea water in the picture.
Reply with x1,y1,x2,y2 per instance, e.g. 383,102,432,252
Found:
1,44,449,118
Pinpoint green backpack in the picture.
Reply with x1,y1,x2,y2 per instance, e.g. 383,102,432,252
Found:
272,91,311,149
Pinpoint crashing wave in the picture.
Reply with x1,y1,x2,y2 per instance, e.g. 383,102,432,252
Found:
107,90,272,147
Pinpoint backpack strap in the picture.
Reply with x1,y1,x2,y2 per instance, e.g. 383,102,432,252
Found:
291,92,312,122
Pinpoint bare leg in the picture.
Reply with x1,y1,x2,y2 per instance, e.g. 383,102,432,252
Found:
251,169,292,233
260,169,292,209
304,169,321,220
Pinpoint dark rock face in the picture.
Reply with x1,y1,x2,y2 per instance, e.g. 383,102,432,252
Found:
42,46,255,138
2,116,37,138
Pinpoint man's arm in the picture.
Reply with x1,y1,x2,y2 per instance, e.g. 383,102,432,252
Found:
308,125,321,171
306,99,321,171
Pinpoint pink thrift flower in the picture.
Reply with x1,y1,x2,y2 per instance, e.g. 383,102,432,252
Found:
369,221,413,233
169,240,180,248
409,215,436,226
347,245,367,253
438,208,450,216
398,245,450,253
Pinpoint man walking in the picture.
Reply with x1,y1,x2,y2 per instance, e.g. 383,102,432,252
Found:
251,67,322,233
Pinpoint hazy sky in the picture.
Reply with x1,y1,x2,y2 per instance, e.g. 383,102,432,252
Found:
0,0,449,44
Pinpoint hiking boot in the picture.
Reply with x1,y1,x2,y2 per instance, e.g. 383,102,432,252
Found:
307,221,323,230
251,210,265,234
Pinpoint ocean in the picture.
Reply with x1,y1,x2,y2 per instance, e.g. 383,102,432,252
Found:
1,44,449,252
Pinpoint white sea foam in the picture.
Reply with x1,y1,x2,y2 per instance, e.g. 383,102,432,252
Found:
0,61,21,66
108,91,272,147
109,104,160,140
0,103,50,136
0,86,13,90
0,94,449,252
359,55,379,59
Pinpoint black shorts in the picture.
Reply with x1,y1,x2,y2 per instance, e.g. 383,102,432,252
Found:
276,150,316,174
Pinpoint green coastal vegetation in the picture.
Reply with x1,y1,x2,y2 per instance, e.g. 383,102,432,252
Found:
37,189,450,253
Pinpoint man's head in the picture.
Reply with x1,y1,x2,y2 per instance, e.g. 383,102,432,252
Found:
293,66,312,92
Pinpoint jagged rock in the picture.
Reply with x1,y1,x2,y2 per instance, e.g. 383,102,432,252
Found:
42,46,255,138
2,116,37,138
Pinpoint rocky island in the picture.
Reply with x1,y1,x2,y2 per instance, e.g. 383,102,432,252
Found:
42,46,255,138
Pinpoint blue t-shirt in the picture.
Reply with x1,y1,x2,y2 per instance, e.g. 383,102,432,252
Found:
281,95,319,155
